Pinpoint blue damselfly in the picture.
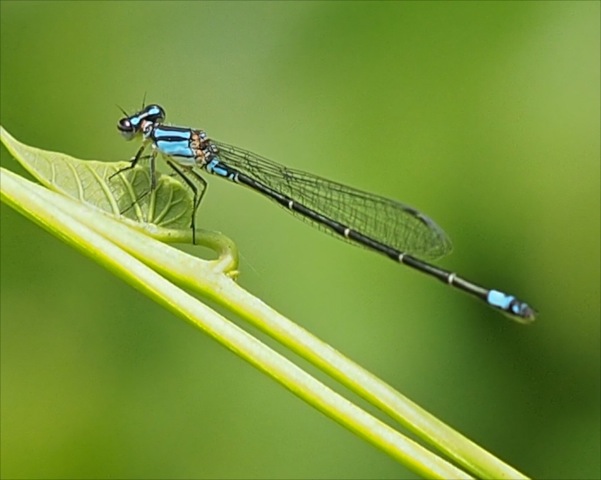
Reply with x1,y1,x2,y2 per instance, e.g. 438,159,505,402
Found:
111,104,536,322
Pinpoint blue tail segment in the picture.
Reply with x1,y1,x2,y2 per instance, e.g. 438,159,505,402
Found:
488,290,536,322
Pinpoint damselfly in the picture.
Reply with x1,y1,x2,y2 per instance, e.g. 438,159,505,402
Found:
112,104,536,322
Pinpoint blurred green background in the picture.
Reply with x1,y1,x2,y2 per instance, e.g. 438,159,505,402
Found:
1,2,599,479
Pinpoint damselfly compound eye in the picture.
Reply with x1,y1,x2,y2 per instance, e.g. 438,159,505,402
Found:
117,118,136,140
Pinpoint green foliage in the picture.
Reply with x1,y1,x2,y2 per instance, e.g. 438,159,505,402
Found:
2,126,194,230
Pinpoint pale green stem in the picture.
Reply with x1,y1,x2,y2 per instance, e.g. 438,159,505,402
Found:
18,172,526,479
1,167,472,479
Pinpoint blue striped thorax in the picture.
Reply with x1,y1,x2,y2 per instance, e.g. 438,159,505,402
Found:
117,104,218,167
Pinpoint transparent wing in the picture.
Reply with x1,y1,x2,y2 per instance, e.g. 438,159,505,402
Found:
213,141,452,260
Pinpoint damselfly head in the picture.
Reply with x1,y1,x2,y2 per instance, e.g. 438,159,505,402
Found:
117,104,166,140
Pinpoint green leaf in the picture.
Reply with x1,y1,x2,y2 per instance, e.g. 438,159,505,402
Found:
1,125,195,231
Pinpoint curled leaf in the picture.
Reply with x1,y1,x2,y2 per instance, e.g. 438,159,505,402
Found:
1,126,196,231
